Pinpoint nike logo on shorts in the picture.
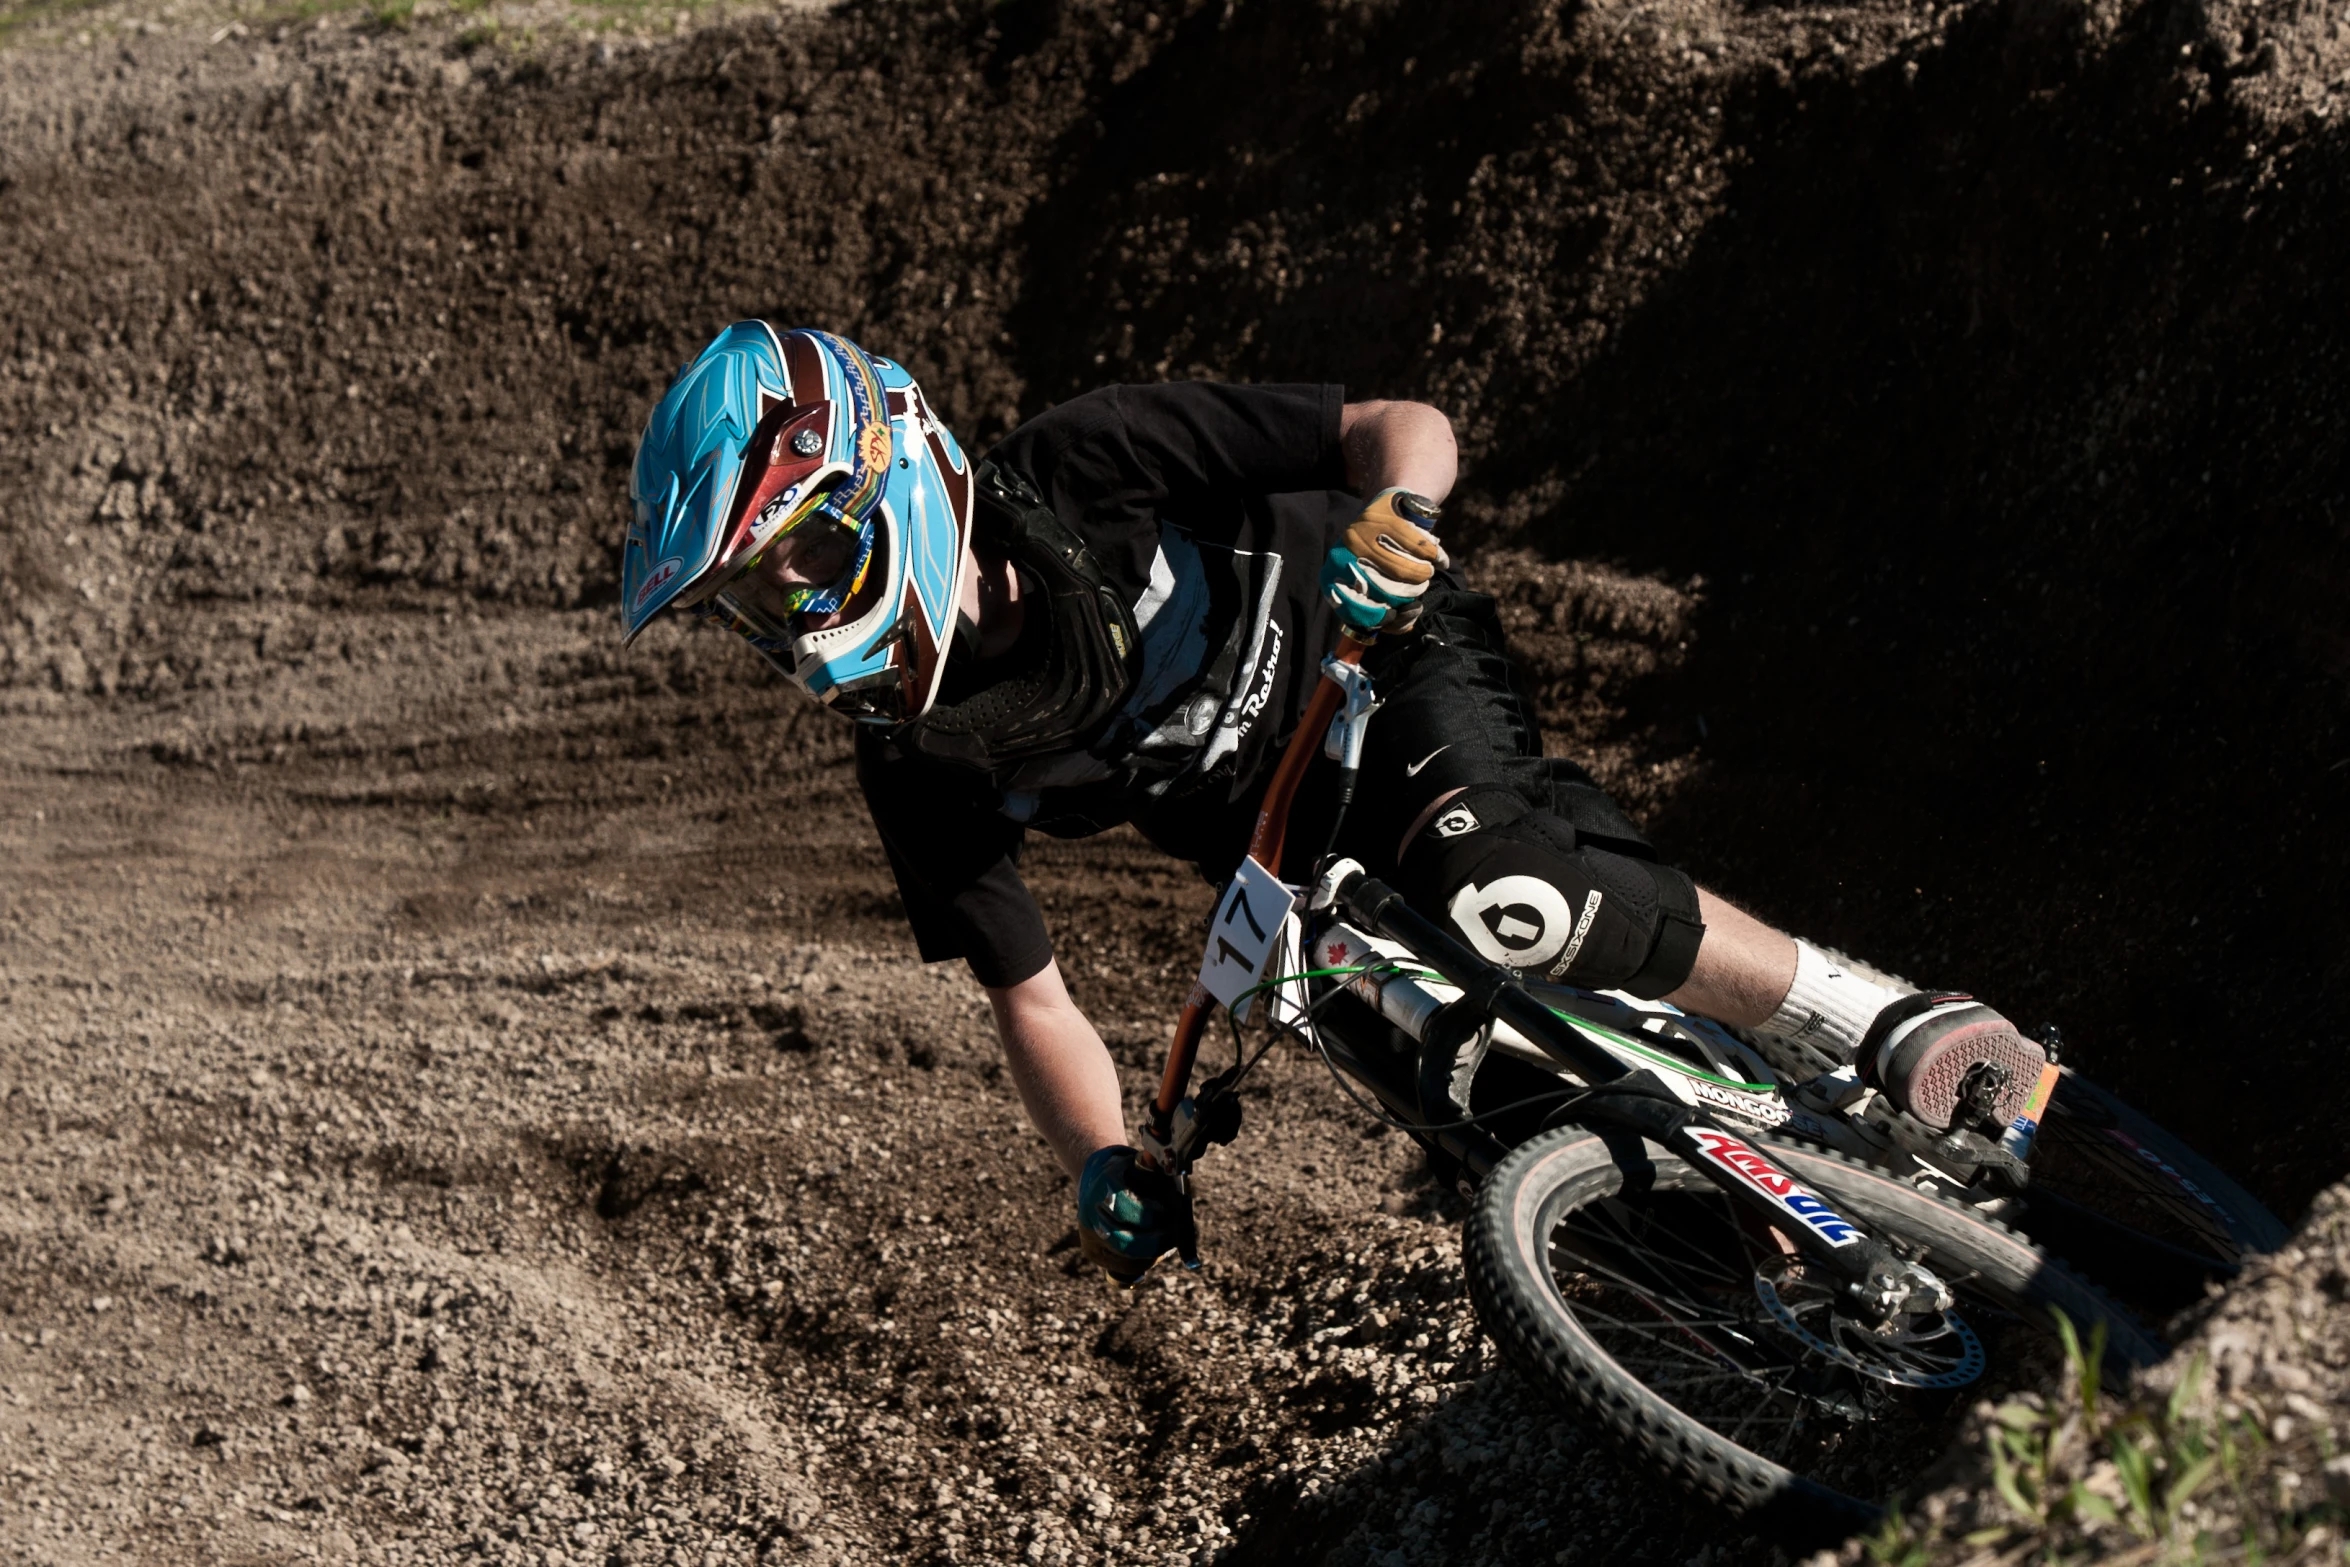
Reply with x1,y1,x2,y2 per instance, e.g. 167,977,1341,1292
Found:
1405,745,1450,777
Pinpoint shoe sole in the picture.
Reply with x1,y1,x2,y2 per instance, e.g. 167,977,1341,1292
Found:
1899,1019,2046,1132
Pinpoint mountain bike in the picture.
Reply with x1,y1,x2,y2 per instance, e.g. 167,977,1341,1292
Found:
1133,629,2286,1536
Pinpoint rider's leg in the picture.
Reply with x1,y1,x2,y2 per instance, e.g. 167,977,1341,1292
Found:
1666,891,2048,1125
1340,579,2045,1131
1669,886,2053,1131
1394,800,2047,1129
1752,928,2049,1131
1662,888,1796,1028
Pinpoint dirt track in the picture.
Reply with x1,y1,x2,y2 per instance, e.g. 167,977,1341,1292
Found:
3,567,1749,1566
4,0,2348,1561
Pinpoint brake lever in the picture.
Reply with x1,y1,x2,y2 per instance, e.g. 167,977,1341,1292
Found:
1141,1067,1248,1180
1319,655,1380,769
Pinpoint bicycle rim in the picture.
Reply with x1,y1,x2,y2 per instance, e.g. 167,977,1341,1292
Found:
1546,1185,1990,1496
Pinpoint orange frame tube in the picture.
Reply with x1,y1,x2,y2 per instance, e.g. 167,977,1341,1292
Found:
1149,636,1370,1134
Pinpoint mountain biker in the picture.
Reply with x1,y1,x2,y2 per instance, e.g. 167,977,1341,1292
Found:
620,323,2049,1282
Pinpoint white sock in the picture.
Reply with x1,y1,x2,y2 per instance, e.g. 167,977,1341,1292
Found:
1762,940,1906,1061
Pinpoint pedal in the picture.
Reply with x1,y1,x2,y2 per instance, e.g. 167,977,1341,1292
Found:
1930,1124,2032,1197
1951,1059,2015,1139
1858,1094,2028,1195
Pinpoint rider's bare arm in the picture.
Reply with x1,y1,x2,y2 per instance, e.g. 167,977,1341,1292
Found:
984,959,1129,1178
1339,399,1458,505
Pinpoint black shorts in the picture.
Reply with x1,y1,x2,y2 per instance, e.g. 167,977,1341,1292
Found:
1292,580,1706,998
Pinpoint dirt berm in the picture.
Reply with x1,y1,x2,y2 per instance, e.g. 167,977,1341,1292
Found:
2,0,2346,1561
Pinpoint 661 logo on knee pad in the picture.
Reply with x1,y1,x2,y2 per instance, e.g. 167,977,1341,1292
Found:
1688,1129,1863,1248
1446,877,1603,976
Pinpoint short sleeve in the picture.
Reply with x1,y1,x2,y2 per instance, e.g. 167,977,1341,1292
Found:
991,382,1348,558
854,731,1054,988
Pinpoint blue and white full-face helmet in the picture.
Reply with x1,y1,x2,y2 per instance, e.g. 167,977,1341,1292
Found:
621,322,975,725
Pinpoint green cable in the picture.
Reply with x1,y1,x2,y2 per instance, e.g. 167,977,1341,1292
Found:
1544,1011,1777,1094
1229,961,1434,1006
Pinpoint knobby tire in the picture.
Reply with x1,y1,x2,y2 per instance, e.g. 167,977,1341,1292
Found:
1464,1124,2165,1543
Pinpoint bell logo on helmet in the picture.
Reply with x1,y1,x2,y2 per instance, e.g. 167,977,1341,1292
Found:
634,556,685,610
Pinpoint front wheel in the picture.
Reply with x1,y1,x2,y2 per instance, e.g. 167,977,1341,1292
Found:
1465,1124,2164,1541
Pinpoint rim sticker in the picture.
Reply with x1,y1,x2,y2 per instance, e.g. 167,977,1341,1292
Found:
1689,1128,1863,1247
2105,1128,2238,1225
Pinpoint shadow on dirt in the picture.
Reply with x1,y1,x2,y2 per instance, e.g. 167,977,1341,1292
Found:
1218,1370,1762,1567
1531,0,2350,1218
999,0,2349,1222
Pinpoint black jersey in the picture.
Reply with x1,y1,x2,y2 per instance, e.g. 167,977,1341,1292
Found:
854,381,1354,986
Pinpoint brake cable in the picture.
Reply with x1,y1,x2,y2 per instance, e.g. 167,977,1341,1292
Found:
1206,957,1608,1139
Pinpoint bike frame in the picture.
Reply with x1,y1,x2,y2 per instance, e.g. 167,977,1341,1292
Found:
1142,634,1370,1155
1143,629,1951,1320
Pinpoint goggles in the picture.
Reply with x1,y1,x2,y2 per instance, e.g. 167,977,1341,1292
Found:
702,517,873,645
676,395,878,629
708,519,912,723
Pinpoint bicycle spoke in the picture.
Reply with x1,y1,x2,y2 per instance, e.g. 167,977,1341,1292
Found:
1531,1178,2019,1501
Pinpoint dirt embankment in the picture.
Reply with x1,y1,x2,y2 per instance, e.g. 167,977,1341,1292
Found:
2,0,2347,1562
6,0,2347,1196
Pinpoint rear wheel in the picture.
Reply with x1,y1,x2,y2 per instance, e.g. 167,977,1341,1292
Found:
2018,1070,2289,1313
1465,1125,2162,1541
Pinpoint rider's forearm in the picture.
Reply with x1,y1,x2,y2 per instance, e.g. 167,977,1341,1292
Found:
985,959,1129,1180
1338,399,1458,505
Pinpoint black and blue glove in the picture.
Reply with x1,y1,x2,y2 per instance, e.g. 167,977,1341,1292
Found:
1321,487,1449,634
1077,1145,1199,1286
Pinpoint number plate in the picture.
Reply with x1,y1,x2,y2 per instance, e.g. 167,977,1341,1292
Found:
1197,856,1295,1015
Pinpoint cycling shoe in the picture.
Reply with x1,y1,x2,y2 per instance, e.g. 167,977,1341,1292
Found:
1863,994,2047,1133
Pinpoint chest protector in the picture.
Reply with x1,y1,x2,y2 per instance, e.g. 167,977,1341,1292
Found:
889,461,1139,775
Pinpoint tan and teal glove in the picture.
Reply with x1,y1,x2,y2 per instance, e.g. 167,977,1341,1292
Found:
1321,488,1449,633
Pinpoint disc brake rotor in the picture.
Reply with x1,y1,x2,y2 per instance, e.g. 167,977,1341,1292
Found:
1753,1258,1987,1390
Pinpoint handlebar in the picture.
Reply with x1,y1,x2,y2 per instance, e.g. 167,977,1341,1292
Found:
1326,865,1641,1096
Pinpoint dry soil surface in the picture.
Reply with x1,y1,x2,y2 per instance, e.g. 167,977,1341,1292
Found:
3,561,1758,1567
5,0,2348,1562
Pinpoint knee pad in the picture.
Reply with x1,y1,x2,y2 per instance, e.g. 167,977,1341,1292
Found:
1399,788,1705,998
